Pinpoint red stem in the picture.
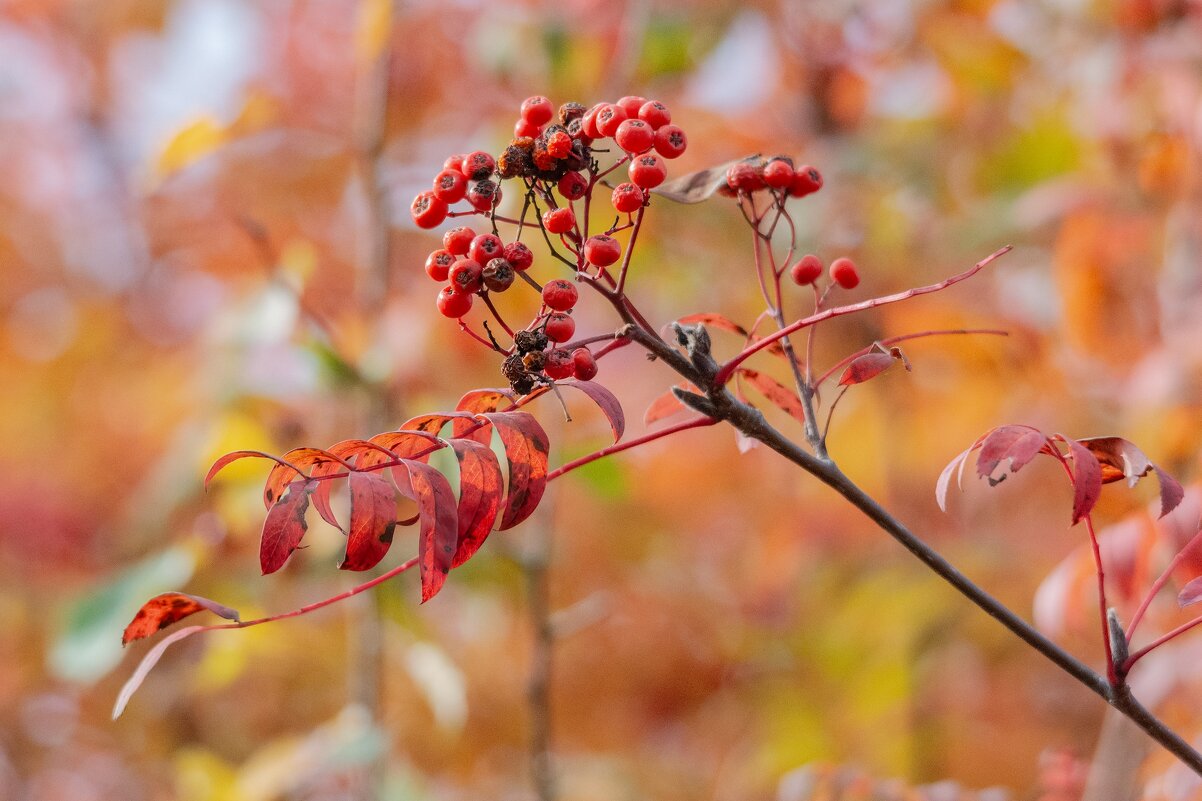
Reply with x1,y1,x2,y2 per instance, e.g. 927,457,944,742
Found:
1126,614,1202,671
546,416,719,482
1128,525,1202,642
713,246,1012,386
813,329,1011,387
1084,514,1118,686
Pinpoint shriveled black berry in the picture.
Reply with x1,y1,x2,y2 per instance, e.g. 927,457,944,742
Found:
515,330,549,354
498,144,535,179
558,102,586,126
522,350,547,372
511,374,536,395
502,353,526,384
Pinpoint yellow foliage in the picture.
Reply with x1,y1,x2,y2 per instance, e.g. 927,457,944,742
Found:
157,116,227,179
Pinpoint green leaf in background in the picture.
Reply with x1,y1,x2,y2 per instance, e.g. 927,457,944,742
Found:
49,546,195,684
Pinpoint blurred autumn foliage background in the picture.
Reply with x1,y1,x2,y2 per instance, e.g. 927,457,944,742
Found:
3,0,1202,799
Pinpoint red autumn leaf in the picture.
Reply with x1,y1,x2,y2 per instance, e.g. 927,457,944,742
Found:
204,450,303,491
838,348,910,387
121,592,240,645
975,425,1049,486
396,460,458,602
401,413,459,436
262,448,354,508
652,155,760,203
740,369,806,426
479,411,550,530
371,428,446,487
455,388,518,414
676,312,749,338
1057,435,1103,525
260,479,317,574
560,380,625,442
113,625,207,719
448,439,503,568
1179,575,1202,608
340,471,398,571
312,438,401,532
1079,436,1185,519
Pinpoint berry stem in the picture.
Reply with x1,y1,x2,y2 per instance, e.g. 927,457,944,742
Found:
480,292,516,338
713,246,1013,387
614,205,645,296
1084,513,1119,686
546,415,719,482
459,319,506,352
1125,614,1202,672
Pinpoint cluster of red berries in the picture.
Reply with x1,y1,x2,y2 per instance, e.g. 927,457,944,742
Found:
411,151,505,230
425,226,535,318
788,254,860,290
723,156,823,199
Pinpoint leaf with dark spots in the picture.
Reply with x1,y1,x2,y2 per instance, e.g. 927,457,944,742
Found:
740,369,806,426
1056,435,1103,525
976,425,1048,485
396,461,458,602
560,380,625,442
1079,436,1185,519
455,388,518,414
401,413,458,436
121,593,240,645
340,471,398,571
369,430,446,488
113,625,207,719
652,155,760,203
644,388,688,425
838,347,911,386
1178,576,1202,608
448,439,503,568
481,412,550,531
262,448,354,511
260,479,317,574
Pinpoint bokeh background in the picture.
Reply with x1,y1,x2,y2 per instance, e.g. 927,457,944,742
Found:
3,0,1202,799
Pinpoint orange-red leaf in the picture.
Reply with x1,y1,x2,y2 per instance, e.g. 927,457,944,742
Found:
676,312,749,338
260,479,316,574
121,592,240,645
205,450,299,491
976,425,1048,485
740,369,806,425
482,411,550,530
838,353,892,386
560,380,625,442
644,388,687,425
340,471,398,571
262,448,353,509
455,388,518,414
1079,436,1185,519
397,461,458,602
1059,435,1103,525
448,439,503,568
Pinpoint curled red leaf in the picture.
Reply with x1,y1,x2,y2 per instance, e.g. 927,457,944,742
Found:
121,593,240,645
448,439,503,568
262,448,354,509
1055,435,1103,526
740,369,805,426
481,411,550,531
838,348,910,387
1079,436,1185,519
675,313,749,338
455,388,518,414
560,380,625,442
644,388,688,425
260,479,317,574
397,461,458,603
975,425,1048,485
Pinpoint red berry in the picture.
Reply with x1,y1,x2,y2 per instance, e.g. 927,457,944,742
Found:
596,104,628,138
544,348,574,380
558,171,588,201
542,207,576,235
444,154,465,174
450,258,483,294
542,279,578,311
615,118,655,154
762,159,795,190
466,180,501,211
515,118,542,138
726,162,765,194
583,234,622,267
461,151,496,181
468,233,503,264
830,257,859,289
443,226,476,255
637,100,671,129
425,249,456,281
789,254,824,285
546,130,572,159
789,165,823,197
520,95,554,127
410,191,448,228
571,347,598,380
437,285,473,318
503,241,534,271
544,312,575,343
628,153,667,189
616,95,646,118
433,169,467,203
581,103,606,139
653,124,687,159
611,182,644,214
